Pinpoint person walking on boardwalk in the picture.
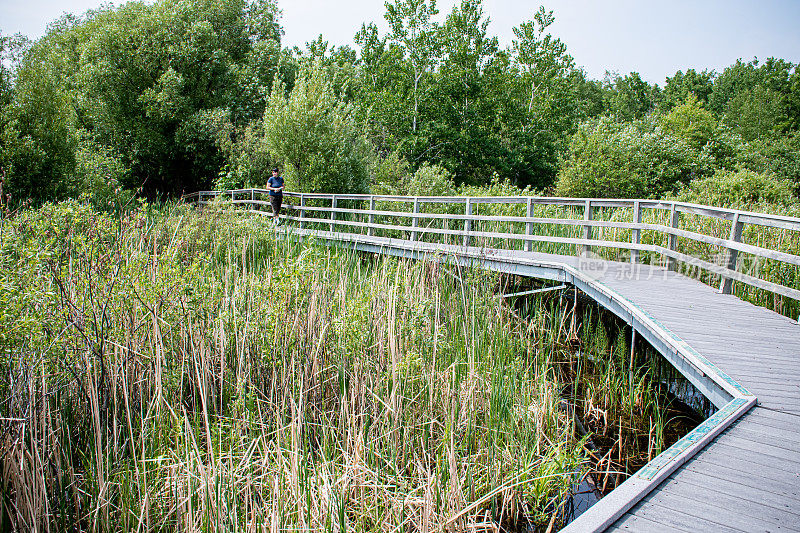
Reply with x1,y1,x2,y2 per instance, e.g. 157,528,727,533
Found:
267,166,284,225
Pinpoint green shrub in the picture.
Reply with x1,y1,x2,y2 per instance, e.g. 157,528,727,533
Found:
408,163,457,196
370,151,412,195
660,95,717,150
555,116,709,198
677,168,797,207
215,119,275,191
263,63,372,194
734,133,800,191
723,86,788,141
372,159,457,197
459,174,532,197
72,135,133,212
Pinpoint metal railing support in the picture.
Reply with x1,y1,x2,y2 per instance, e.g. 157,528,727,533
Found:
720,213,744,294
666,203,680,271
299,194,305,229
367,196,376,237
580,199,593,256
410,197,420,242
463,198,473,247
330,195,337,233
631,200,642,264
525,197,534,252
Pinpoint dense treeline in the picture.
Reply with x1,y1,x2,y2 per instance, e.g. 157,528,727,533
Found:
1,0,799,208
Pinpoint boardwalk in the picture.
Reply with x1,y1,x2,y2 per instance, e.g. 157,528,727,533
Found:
284,230,800,532
189,190,800,532
590,260,800,532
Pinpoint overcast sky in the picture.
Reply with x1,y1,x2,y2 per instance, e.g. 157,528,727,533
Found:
2,0,799,84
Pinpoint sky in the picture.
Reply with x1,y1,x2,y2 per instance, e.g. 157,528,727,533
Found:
1,0,799,85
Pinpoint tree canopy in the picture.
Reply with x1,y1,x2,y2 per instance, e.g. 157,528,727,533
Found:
1,0,799,207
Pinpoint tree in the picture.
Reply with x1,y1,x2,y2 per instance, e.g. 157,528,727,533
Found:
1,22,79,203
505,6,586,188
263,65,372,194
605,72,660,120
75,0,282,196
660,95,717,149
512,6,573,115
724,85,788,141
735,133,800,190
708,57,794,116
422,0,501,183
661,68,714,110
385,0,441,133
353,23,410,156
0,33,30,109
2,0,283,202
788,67,800,131
231,0,284,124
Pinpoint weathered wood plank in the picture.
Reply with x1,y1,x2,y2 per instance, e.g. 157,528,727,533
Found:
654,476,800,526
737,408,800,430
679,344,800,359
685,457,800,501
689,440,800,478
694,441,800,474
726,379,800,394
711,431,800,462
607,511,701,533
617,502,749,533
678,461,800,504
717,424,800,452
718,369,800,384
631,489,792,532
748,392,800,408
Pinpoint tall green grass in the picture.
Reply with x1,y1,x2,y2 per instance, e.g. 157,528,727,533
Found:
1,201,583,531
0,200,702,531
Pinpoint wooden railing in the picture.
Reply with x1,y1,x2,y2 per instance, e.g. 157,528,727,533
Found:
183,189,800,305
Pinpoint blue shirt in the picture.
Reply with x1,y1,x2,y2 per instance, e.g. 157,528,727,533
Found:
267,176,284,196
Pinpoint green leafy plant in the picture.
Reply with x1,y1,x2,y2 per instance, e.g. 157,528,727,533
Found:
263,63,372,194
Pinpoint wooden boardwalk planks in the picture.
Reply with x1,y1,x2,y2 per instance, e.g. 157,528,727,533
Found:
586,256,800,532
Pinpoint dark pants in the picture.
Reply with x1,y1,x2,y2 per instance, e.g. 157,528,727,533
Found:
270,194,282,216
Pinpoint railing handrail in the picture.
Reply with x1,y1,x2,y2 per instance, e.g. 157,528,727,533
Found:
185,189,800,231
184,189,800,306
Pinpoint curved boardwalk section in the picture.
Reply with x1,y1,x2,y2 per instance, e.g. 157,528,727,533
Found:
583,261,800,533
281,230,798,533
189,190,800,532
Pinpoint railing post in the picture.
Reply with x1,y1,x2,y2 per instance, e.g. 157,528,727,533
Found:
631,200,642,264
719,213,744,294
580,199,592,256
330,195,337,233
367,196,376,237
299,194,305,230
410,197,420,242
666,203,680,271
463,198,473,248
525,197,534,252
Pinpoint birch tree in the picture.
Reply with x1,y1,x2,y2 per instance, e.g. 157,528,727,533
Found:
385,0,441,133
